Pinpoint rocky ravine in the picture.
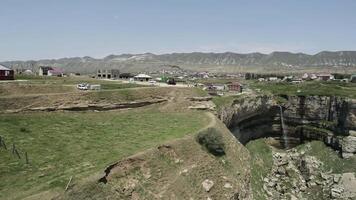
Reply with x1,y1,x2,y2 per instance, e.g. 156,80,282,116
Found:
263,144,356,199
217,95,356,158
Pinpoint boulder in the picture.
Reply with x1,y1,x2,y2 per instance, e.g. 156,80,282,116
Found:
341,136,356,158
339,173,356,198
331,187,343,198
277,166,286,175
202,179,214,192
224,183,233,189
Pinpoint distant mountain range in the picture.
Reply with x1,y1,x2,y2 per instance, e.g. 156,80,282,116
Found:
2,51,356,74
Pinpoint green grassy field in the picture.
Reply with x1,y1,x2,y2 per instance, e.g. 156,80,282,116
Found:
245,139,273,200
0,109,208,199
249,81,356,98
14,75,111,85
212,94,246,109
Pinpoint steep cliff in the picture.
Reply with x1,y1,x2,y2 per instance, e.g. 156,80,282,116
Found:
217,95,356,157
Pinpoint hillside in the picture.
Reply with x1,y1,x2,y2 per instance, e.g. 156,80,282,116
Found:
2,51,356,74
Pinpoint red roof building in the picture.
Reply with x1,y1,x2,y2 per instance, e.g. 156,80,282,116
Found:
227,82,242,92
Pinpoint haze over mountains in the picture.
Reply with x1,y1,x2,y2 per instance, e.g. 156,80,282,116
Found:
2,51,356,74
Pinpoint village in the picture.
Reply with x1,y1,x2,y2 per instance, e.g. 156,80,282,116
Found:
1,64,356,97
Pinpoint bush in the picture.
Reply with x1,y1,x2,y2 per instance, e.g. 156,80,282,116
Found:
196,128,225,156
20,127,30,133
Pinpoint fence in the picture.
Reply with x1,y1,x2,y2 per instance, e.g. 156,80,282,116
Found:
0,135,29,164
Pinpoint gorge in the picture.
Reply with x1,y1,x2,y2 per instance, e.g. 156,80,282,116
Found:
216,94,356,199
218,94,356,157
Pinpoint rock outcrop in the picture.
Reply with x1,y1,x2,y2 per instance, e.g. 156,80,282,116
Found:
217,94,356,157
263,147,356,199
341,136,356,158
2,98,167,113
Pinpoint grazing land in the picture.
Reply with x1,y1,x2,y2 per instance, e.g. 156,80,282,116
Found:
0,108,208,199
0,76,211,199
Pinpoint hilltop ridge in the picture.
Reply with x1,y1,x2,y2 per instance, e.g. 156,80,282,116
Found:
2,51,356,74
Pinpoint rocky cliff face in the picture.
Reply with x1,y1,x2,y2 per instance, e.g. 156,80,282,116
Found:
217,95,356,157
217,95,277,144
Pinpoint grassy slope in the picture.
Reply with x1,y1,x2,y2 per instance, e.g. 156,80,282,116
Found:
212,94,246,109
62,114,252,200
0,109,207,199
245,139,273,200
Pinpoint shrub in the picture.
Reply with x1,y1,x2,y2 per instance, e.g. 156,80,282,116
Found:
20,127,30,133
196,128,225,156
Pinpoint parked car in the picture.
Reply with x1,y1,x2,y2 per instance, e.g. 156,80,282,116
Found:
77,83,89,90
149,80,157,85
167,78,176,85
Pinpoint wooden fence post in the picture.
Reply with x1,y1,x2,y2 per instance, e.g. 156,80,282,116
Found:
14,149,21,159
2,139,6,150
25,152,29,164
65,176,73,191
12,144,15,154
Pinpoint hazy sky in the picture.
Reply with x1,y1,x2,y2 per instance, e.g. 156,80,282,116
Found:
1,0,356,61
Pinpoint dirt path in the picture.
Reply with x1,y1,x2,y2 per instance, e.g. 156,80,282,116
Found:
0,86,152,99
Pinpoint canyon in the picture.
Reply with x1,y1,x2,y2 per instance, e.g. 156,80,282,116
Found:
218,94,356,157
217,94,356,199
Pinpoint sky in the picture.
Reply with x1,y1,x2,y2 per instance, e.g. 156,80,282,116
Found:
1,0,356,61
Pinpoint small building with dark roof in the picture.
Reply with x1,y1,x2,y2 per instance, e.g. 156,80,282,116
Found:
0,65,14,80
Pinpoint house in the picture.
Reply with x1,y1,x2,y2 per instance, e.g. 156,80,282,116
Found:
282,75,294,82
317,73,334,81
38,66,64,77
310,74,318,80
134,74,152,81
204,83,226,91
38,66,52,76
97,69,120,79
119,73,134,79
268,77,279,81
48,67,64,77
291,79,303,84
196,72,209,79
302,73,309,80
350,75,356,83
227,82,242,92
23,69,33,75
0,65,14,80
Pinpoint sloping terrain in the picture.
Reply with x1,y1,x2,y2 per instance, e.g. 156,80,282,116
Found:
0,81,216,200
60,113,252,200
0,108,209,200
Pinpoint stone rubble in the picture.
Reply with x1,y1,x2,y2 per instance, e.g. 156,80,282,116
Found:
262,148,356,199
